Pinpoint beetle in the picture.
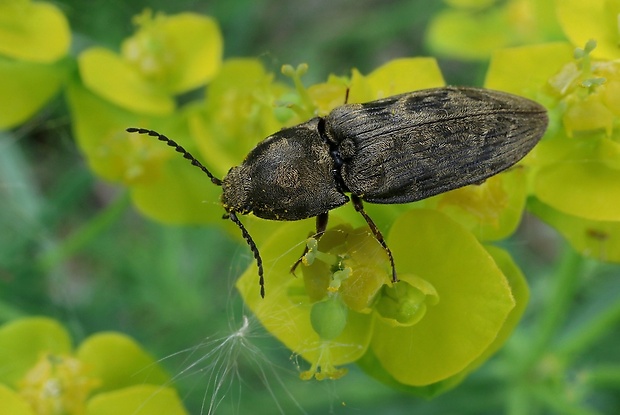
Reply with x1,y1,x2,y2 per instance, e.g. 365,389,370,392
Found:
127,86,548,298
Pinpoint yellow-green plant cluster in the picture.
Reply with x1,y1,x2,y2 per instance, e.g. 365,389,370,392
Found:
0,318,186,415
2,0,618,399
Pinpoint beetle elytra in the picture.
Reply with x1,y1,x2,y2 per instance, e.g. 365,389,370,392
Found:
127,86,548,297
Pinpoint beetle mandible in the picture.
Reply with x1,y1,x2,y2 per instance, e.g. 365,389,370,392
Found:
127,86,548,298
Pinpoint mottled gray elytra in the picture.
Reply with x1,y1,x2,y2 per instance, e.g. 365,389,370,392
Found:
127,86,548,298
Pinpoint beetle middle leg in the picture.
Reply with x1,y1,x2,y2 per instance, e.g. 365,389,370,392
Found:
290,212,329,275
352,195,398,283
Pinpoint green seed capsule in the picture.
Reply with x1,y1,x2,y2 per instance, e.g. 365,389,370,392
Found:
310,296,348,340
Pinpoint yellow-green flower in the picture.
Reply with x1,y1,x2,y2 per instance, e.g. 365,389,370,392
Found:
0,0,71,128
231,57,535,394
237,210,527,393
556,0,620,60
188,59,294,183
68,10,224,224
425,0,565,60
0,317,187,415
486,39,620,262
78,9,222,116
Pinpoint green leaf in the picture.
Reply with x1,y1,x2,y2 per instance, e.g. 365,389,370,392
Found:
425,168,528,241
78,48,174,115
86,385,187,415
369,210,515,386
445,0,496,8
529,197,620,263
76,333,169,392
426,7,511,60
0,57,67,129
427,0,564,61
347,58,444,104
556,0,620,60
485,42,575,97
465,245,528,366
0,317,72,386
153,13,222,93
484,42,574,98
0,0,70,62
357,245,527,398
534,160,620,221
190,59,287,177
365,57,445,97
0,384,35,415
66,81,133,181
129,149,223,225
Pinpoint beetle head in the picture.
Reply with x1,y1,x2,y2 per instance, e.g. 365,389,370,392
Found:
221,165,252,215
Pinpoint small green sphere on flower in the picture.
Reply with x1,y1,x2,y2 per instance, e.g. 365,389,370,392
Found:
237,208,526,392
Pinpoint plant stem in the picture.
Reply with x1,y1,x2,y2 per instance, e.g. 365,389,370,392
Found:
556,293,620,364
521,244,585,369
584,365,620,389
37,192,131,272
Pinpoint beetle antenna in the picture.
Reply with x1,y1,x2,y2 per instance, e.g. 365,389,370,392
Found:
226,211,265,298
126,127,223,186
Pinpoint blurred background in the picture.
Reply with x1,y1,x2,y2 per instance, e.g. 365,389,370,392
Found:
1,0,619,414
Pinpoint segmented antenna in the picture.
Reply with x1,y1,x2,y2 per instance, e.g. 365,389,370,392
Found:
126,127,223,186
227,212,265,298
127,127,268,297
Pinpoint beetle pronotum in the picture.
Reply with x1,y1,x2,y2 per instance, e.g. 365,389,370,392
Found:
128,86,548,297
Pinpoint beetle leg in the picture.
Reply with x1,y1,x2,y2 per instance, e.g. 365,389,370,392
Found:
227,212,265,298
290,212,329,275
351,195,398,283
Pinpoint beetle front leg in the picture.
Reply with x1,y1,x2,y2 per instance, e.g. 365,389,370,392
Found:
351,195,398,283
290,212,329,275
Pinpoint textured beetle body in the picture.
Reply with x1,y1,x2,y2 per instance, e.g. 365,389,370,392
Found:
221,86,547,217
222,119,348,220
128,86,548,297
326,87,547,203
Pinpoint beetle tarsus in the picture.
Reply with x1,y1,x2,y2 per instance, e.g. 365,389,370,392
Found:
290,212,329,275
352,195,398,284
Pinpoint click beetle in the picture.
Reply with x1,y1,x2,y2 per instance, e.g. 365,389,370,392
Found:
127,86,548,298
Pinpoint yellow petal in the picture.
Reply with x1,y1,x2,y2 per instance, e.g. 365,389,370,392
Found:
86,385,187,415
535,160,620,221
0,384,35,415
0,58,66,128
556,0,620,59
79,48,174,115
366,57,445,97
485,42,575,95
159,13,223,92
0,1,70,62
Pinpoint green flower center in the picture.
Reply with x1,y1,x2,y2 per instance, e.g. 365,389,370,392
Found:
375,276,440,327
122,10,175,81
18,353,100,415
